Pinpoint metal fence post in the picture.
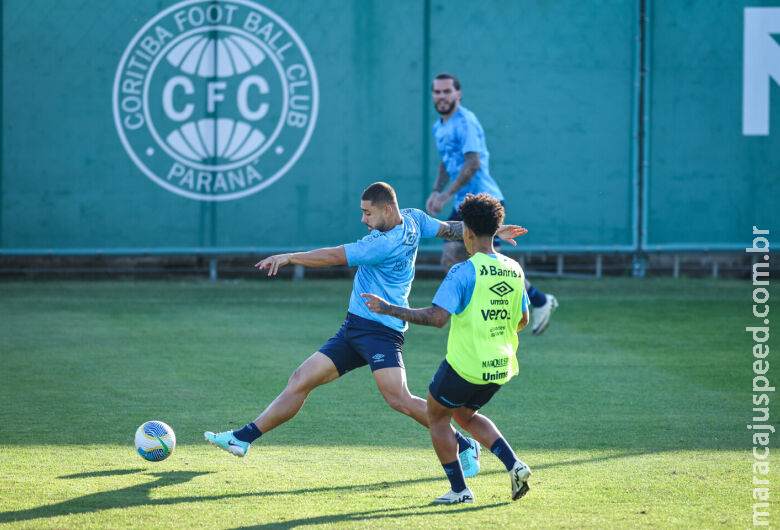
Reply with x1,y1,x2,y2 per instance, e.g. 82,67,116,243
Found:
209,258,218,281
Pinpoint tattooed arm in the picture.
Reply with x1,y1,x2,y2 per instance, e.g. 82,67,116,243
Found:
427,153,480,215
439,152,480,202
361,293,451,328
433,162,449,193
436,220,464,241
426,163,452,215
435,220,528,245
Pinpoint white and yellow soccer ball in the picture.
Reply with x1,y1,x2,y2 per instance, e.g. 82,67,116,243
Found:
135,421,176,461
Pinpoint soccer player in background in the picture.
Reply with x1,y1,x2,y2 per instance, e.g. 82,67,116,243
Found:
204,182,527,480
425,72,558,335
363,193,532,504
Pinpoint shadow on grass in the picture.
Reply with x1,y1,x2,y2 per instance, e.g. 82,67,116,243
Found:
0,450,646,524
249,449,648,500
59,468,145,479
233,502,509,529
0,470,255,524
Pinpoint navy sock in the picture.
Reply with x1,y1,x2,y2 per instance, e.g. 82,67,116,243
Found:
442,460,468,493
526,282,547,308
490,437,519,471
233,422,262,443
454,431,471,453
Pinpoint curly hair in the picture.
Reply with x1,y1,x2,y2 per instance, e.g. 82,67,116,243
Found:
457,193,505,237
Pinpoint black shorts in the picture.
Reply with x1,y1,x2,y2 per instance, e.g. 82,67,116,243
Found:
319,313,405,375
428,359,502,410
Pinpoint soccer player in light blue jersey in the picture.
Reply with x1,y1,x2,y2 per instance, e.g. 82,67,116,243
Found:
204,182,526,477
425,73,558,335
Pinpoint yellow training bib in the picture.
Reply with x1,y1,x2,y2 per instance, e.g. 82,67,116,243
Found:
445,253,526,385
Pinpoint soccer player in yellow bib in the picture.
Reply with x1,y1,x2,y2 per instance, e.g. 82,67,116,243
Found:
362,192,532,504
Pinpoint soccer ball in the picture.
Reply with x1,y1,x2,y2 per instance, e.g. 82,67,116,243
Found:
135,421,176,462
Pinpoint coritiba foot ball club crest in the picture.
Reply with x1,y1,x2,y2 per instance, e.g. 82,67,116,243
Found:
113,0,318,201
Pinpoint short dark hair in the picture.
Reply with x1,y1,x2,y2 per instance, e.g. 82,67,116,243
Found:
458,193,505,237
361,182,398,207
433,72,461,90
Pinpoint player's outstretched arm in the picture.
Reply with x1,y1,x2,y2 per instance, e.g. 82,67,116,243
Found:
436,221,464,241
255,246,347,276
496,225,528,247
361,293,451,328
435,221,528,245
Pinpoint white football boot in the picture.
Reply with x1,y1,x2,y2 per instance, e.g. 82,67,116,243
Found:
531,294,558,335
434,487,475,504
510,460,532,500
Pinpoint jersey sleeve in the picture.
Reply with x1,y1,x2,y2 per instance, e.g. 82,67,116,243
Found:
343,232,393,266
405,208,441,239
522,290,529,313
432,261,475,315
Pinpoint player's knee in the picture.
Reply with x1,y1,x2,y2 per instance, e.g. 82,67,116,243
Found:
383,391,411,414
452,408,476,428
451,414,469,430
287,366,315,393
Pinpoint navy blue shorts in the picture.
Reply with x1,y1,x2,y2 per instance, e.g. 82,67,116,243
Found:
319,313,405,375
429,359,502,410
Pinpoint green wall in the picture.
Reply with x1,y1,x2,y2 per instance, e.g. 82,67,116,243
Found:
1,0,777,254
646,0,780,250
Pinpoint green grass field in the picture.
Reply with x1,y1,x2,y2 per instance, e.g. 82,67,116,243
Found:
0,278,775,528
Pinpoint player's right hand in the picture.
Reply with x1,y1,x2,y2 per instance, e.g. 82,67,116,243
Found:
361,293,391,314
255,254,292,276
426,192,443,215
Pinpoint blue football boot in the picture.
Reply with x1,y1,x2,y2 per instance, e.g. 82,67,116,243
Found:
204,430,249,457
459,437,480,478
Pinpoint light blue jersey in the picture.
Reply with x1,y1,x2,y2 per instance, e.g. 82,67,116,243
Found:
433,105,504,207
433,254,529,315
344,208,440,331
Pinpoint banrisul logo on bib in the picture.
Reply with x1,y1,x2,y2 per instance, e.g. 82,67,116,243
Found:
113,0,318,201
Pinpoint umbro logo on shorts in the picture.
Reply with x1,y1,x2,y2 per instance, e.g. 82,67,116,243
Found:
372,353,385,362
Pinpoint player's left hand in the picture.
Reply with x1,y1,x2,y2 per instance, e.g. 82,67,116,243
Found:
496,225,528,246
361,293,391,314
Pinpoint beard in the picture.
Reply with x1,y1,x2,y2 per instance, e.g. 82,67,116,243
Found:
435,100,457,116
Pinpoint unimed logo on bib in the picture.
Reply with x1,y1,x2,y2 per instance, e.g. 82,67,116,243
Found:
113,0,318,201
